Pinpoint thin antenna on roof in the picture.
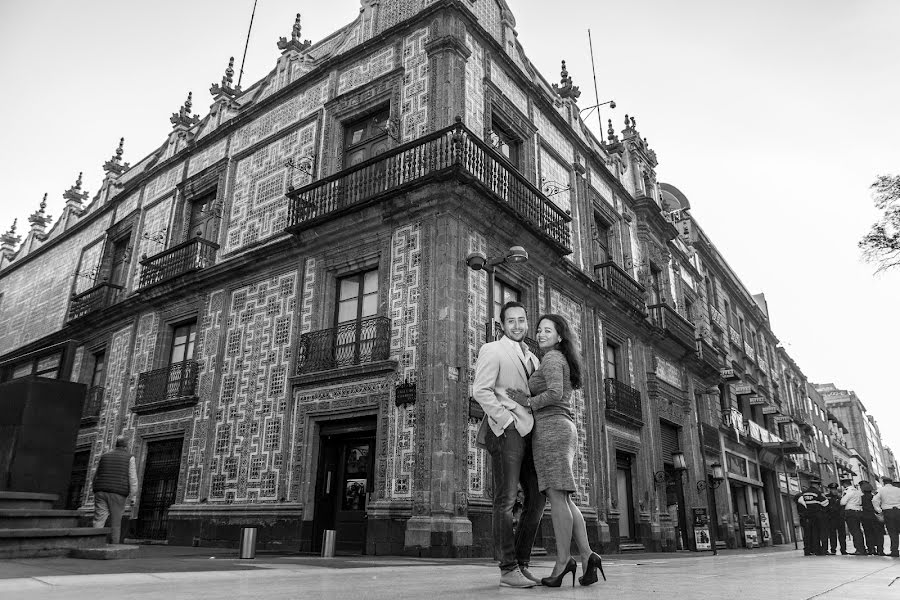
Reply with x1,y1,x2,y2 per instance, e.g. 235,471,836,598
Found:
237,0,260,89
587,29,604,143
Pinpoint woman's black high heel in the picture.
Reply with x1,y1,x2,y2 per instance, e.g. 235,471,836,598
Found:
541,557,577,587
578,552,606,586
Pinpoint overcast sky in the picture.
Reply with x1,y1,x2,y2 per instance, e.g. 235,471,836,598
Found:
2,1,898,457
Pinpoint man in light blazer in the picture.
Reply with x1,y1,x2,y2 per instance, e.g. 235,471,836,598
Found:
473,301,543,588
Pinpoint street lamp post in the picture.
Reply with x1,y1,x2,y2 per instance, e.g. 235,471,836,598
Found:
465,246,529,342
654,451,689,551
696,462,726,555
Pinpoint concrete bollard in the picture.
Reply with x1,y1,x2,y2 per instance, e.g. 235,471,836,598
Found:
239,527,257,559
322,529,336,558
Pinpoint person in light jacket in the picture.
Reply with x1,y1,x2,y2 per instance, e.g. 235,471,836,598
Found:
873,476,900,557
841,479,866,555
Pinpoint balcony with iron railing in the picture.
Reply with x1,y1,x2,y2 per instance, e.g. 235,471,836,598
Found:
604,378,643,427
696,338,724,374
67,281,125,322
81,385,104,425
138,235,219,290
648,303,696,350
729,326,743,348
709,305,727,331
132,360,200,414
593,262,645,314
285,119,572,254
296,316,392,376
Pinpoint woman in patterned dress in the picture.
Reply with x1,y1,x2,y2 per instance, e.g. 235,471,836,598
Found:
507,314,604,587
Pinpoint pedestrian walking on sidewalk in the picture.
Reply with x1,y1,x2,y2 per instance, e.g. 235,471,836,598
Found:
92,436,138,544
859,481,885,555
873,476,900,557
841,479,867,555
797,480,829,556
824,482,847,554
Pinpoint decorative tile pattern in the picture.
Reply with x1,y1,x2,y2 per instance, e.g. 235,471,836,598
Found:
122,312,161,434
589,169,615,208
537,275,546,314
230,81,327,155
337,47,396,96
460,0,502,44
385,223,421,497
209,272,297,503
183,289,226,502
143,164,183,204
535,110,573,162
540,148,572,214
86,324,133,495
224,122,317,254
114,192,141,223
549,288,589,504
400,28,430,141
188,140,228,178
489,60,528,116
0,213,112,355
131,197,174,292
466,233,487,497
299,258,316,335
464,33,485,139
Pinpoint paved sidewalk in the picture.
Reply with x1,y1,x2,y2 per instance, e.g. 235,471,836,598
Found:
1,543,899,599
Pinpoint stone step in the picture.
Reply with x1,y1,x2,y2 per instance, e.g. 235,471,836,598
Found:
619,543,646,552
70,544,141,560
0,509,82,529
0,491,58,510
0,527,110,559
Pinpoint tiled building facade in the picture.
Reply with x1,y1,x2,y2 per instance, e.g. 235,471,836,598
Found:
0,0,893,555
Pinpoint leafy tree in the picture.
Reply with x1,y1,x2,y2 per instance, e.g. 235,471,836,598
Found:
859,174,900,273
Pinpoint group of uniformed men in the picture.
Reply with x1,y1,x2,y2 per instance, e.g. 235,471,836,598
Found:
796,475,900,556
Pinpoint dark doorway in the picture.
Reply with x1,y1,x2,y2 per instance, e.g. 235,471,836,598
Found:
313,419,376,554
136,437,183,540
65,449,91,509
616,452,636,541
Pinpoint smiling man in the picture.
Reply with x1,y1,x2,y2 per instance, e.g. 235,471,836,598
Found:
472,301,543,588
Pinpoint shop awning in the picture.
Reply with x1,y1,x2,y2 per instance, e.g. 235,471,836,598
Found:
761,440,806,455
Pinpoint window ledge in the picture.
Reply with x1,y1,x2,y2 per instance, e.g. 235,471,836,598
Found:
290,359,398,387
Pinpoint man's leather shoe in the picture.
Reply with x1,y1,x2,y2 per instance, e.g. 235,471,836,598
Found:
889,552,899,558
519,566,541,584
499,567,535,588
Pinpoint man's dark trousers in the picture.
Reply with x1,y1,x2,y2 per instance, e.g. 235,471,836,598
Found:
808,512,827,555
884,508,900,555
486,428,543,572
844,511,866,553
828,514,847,553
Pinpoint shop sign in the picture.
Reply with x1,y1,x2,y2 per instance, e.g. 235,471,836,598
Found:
733,384,753,395
773,415,791,424
720,368,738,380
762,406,779,414
742,514,759,548
748,396,766,405
395,380,417,407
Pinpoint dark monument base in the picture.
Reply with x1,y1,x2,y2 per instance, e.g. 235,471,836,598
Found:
0,377,86,507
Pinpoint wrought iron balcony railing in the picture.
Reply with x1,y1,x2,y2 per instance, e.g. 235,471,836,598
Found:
648,303,696,350
296,316,391,375
286,120,572,253
593,262,645,314
67,281,125,322
81,385,104,424
604,378,643,426
133,360,200,412
709,305,727,331
729,326,743,347
743,342,756,362
138,236,219,290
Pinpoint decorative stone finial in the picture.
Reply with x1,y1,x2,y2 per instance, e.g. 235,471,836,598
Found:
277,13,311,52
28,193,52,231
1,219,21,248
607,119,618,143
63,172,89,208
170,92,200,128
210,57,240,98
103,137,129,176
552,60,581,100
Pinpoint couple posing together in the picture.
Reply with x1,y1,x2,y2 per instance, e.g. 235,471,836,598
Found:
473,301,606,588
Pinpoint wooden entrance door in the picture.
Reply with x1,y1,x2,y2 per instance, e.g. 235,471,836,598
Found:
616,452,636,540
313,428,376,554
136,438,183,540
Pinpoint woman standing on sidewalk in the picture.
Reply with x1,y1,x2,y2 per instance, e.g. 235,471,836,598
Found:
507,314,605,588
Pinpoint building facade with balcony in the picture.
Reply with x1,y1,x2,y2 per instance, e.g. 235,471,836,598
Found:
815,383,879,483
0,0,872,557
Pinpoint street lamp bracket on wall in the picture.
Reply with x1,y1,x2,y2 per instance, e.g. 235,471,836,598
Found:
696,462,726,492
654,450,688,485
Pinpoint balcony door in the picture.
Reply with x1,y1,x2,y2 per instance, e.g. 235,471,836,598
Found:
344,109,390,167
167,322,196,398
187,191,216,242
109,236,130,301
334,270,378,366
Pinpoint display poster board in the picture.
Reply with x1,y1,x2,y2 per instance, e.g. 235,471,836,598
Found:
693,507,711,551
743,514,759,548
759,512,771,545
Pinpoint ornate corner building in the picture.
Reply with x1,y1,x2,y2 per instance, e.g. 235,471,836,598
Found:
0,0,892,555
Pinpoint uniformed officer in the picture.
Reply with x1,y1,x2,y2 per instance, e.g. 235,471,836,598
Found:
824,482,847,554
797,480,829,556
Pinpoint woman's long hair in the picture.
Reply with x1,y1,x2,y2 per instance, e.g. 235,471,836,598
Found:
536,313,582,389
